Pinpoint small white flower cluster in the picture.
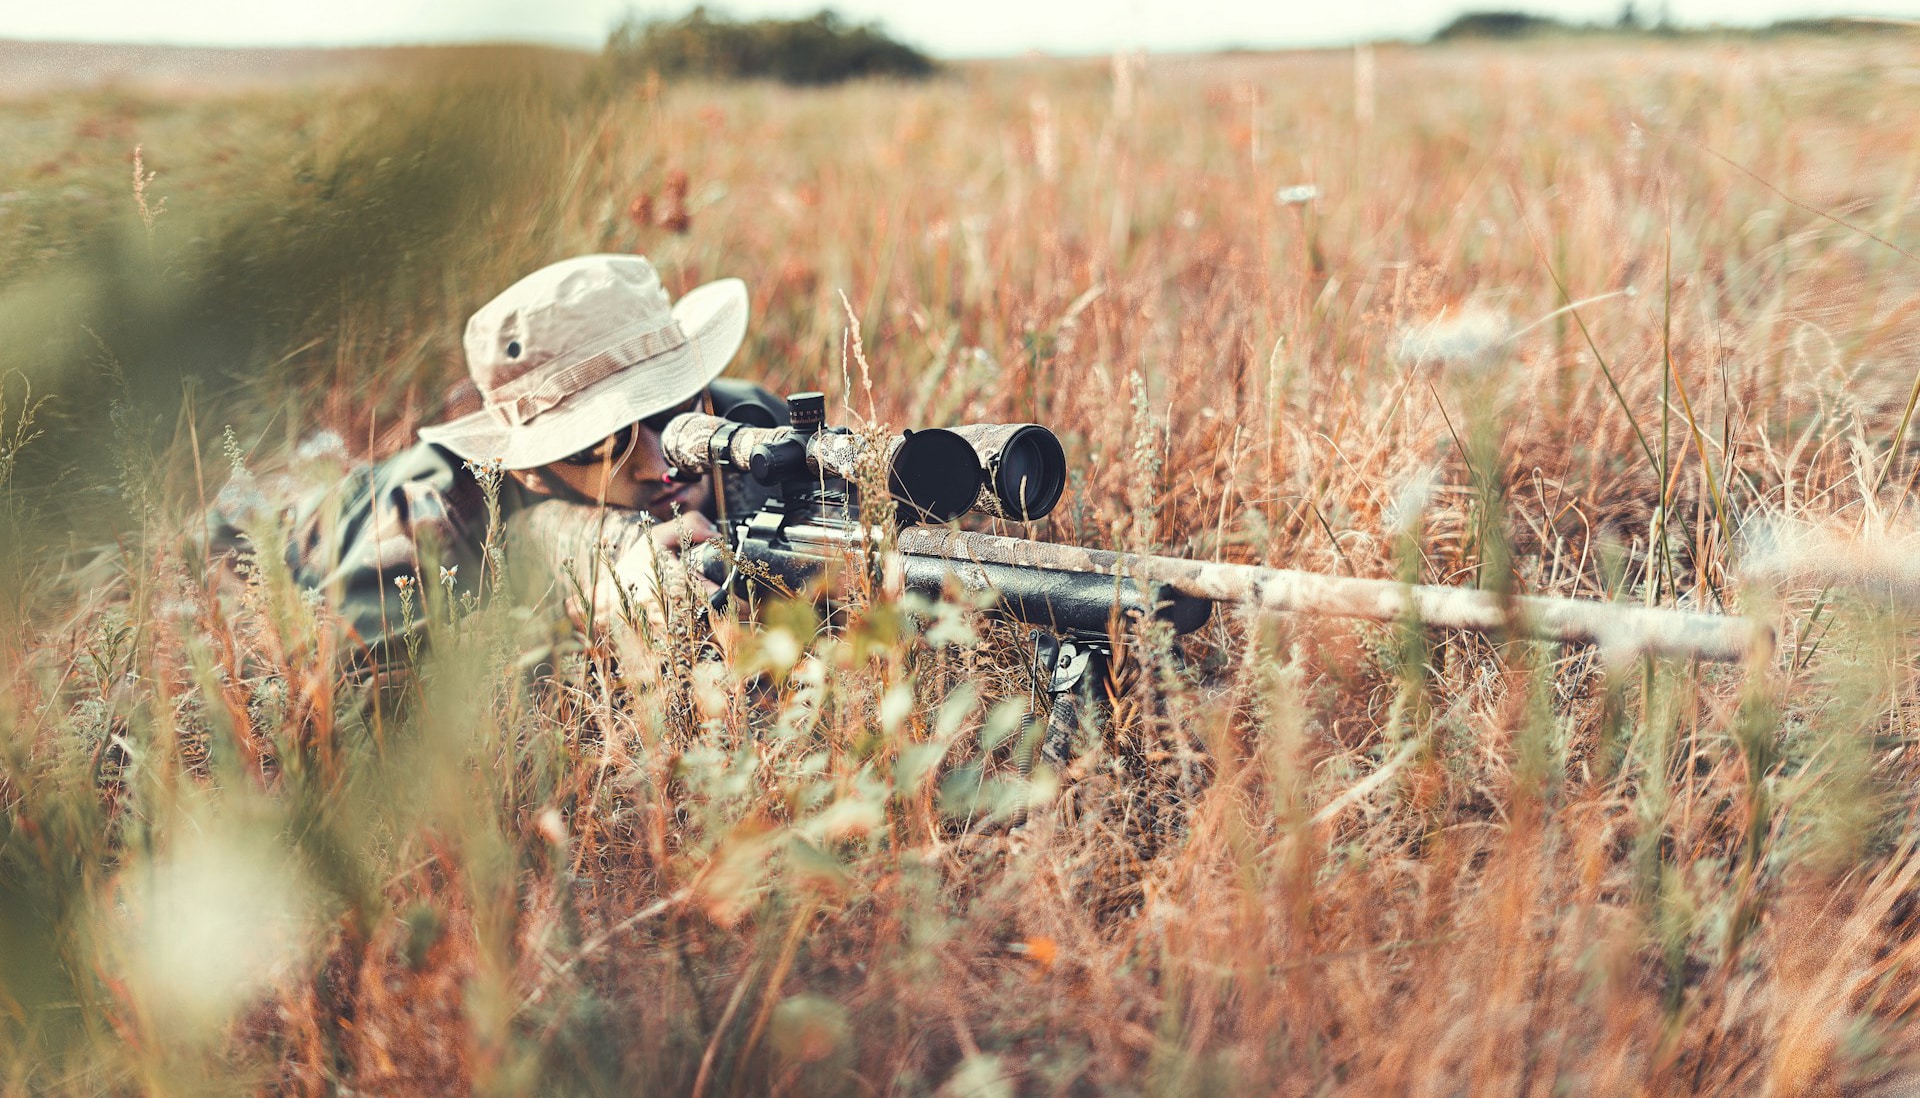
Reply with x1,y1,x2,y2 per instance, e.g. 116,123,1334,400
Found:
1396,308,1511,373
1385,465,1439,537
462,456,507,482
294,430,349,462
213,468,270,524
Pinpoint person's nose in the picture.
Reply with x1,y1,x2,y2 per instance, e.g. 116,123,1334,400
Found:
626,427,674,484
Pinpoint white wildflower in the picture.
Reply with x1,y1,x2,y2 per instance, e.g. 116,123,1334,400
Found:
1396,307,1510,372
1741,516,1920,594
293,430,348,462
109,828,312,1044
212,468,268,523
1385,465,1439,536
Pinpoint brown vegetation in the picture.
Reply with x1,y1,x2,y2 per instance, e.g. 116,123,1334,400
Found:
3,35,1920,1095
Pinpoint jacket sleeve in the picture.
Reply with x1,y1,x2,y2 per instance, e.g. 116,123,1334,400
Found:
284,443,491,666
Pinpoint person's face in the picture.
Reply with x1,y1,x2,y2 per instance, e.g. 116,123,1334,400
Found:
513,397,712,520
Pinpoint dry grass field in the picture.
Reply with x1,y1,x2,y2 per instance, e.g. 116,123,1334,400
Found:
4,31,1920,1095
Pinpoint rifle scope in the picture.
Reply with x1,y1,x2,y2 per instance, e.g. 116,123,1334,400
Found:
658,392,1067,525
949,423,1066,522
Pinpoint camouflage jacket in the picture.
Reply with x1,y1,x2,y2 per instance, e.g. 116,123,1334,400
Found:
221,379,786,668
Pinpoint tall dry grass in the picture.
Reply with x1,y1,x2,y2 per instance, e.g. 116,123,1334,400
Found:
4,33,1920,1095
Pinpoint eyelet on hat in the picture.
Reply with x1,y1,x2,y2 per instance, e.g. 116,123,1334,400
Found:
507,340,522,359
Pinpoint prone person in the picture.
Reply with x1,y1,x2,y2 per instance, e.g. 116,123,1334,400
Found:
252,253,786,669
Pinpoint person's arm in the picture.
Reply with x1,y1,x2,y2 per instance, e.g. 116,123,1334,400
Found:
507,499,718,664
278,444,489,670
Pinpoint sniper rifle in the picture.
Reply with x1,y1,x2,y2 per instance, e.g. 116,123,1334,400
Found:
662,392,1770,760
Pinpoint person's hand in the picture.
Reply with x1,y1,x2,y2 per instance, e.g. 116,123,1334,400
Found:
603,509,721,636
644,510,721,602
650,510,719,556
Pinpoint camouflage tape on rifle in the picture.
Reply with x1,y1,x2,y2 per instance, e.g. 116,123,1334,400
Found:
894,528,1772,663
661,411,903,484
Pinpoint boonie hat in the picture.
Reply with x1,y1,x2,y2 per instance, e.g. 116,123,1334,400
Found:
419,254,748,469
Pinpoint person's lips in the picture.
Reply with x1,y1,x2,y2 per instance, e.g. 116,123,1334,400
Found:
652,483,697,512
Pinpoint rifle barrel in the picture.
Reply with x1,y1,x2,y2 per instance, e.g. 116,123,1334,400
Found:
894,528,1771,663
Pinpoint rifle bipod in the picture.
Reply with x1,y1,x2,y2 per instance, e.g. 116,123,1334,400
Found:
1018,629,1111,775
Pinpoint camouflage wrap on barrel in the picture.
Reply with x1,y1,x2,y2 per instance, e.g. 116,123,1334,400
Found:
660,412,783,474
894,528,1773,663
808,431,889,483
660,412,899,484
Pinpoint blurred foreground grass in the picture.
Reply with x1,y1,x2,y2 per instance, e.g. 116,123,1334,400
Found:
4,33,1920,1094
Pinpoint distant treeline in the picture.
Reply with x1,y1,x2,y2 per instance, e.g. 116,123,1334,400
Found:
1435,7,1913,40
604,7,935,86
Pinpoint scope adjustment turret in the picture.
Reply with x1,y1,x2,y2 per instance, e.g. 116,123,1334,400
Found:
786,391,826,436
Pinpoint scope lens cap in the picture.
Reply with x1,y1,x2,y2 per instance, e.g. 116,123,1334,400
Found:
890,429,982,524
993,426,1067,520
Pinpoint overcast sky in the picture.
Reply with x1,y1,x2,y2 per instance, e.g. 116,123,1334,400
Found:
0,0,1912,56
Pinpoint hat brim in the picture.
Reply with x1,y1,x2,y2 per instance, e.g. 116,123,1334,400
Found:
418,277,750,470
